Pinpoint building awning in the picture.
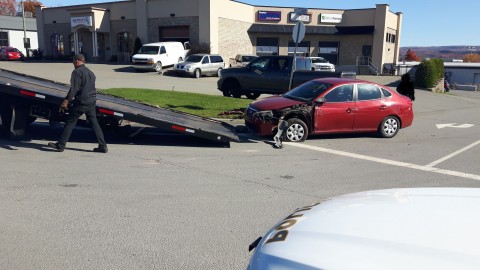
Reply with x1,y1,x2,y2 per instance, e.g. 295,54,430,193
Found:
247,24,374,35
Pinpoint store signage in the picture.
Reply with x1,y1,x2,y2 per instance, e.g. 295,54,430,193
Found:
257,11,281,21
320,14,343,24
289,12,311,23
71,16,93,27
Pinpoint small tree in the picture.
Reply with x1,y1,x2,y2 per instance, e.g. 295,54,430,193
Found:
186,42,211,56
404,49,421,61
0,0,16,16
462,53,480,63
23,0,43,17
133,37,142,55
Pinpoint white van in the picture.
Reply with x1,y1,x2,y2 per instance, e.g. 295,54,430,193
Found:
132,41,188,72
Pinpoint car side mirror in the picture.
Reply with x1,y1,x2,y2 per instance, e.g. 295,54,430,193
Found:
315,97,326,104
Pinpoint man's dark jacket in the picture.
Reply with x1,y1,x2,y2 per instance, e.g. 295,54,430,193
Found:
65,64,97,106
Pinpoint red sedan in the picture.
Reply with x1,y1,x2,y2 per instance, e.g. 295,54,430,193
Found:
0,47,24,61
245,78,414,142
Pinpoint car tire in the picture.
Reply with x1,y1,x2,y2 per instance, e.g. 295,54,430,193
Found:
224,80,241,98
222,89,231,97
378,116,400,138
194,69,201,78
245,92,260,100
154,62,162,72
217,68,223,77
284,118,308,142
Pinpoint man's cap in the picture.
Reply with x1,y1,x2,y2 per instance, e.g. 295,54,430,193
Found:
73,54,85,61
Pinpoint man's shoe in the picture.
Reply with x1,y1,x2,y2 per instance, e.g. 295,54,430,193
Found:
48,142,64,152
93,146,108,153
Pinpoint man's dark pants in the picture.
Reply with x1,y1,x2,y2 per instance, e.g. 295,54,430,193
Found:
57,103,107,149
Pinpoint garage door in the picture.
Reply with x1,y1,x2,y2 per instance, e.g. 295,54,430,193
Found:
159,26,190,43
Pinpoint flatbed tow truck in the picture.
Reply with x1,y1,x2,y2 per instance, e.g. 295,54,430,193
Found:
0,69,239,145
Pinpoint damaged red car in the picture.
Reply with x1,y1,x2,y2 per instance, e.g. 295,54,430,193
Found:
244,78,414,142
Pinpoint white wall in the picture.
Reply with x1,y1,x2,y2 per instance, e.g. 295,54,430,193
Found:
8,30,38,55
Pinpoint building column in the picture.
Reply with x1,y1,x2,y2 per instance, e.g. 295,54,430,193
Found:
92,30,98,57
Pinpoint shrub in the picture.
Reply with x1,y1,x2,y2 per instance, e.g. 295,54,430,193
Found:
414,58,444,88
186,42,211,56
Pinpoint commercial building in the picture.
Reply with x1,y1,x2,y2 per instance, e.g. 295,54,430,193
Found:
0,15,38,55
35,0,402,73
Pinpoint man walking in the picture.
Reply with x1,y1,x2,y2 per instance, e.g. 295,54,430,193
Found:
48,54,108,153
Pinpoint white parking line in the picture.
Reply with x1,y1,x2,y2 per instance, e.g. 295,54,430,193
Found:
285,142,480,181
426,139,480,167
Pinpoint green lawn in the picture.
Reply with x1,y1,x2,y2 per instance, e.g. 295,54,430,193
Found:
99,88,253,118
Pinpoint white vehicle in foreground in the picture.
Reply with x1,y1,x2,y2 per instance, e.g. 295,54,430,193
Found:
308,56,335,71
247,188,480,270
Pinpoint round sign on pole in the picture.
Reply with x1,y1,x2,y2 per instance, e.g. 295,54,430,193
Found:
292,21,305,43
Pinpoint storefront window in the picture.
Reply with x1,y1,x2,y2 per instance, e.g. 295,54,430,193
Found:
69,34,74,54
51,34,64,57
0,32,8,47
288,41,310,57
318,41,339,65
256,37,278,56
117,32,130,53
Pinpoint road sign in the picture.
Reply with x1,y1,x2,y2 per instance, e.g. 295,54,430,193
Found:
292,21,305,43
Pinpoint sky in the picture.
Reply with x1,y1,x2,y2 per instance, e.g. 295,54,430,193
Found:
38,0,480,47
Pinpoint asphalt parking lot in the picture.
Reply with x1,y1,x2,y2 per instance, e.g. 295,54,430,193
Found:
2,61,480,270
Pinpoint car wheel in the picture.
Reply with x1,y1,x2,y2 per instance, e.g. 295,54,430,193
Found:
222,89,231,97
378,116,400,138
245,92,260,100
194,69,201,78
284,118,308,142
154,62,162,72
224,80,241,98
217,68,223,77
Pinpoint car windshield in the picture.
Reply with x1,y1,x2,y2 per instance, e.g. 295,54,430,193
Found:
311,58,328,63
138,46,159,54
242,56,257,62
185,55,203,62
283,81,333,102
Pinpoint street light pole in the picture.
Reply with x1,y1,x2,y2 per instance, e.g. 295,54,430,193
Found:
21,0,29,59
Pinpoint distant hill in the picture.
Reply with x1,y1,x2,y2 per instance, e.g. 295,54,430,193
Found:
400,46,479,61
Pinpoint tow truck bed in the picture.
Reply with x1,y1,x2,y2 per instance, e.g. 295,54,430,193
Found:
0,69,239,143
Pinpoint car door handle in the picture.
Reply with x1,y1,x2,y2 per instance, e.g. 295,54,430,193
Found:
346,108,354,113
379,105,387,110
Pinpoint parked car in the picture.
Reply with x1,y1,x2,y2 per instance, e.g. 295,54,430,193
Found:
131,41,188,72
218,55,346,99
0,47,24,61
308,56,335,71
174,54,224,78
229,54,258,68
245,78,413,142
247,188,480,270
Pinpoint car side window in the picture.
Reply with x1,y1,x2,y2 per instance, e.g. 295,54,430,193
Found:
211,56,223,63
160,46,166,54
381,88,392,97
202,56,210,64
250,58,269,70
357,84,382,101
324,84,354,102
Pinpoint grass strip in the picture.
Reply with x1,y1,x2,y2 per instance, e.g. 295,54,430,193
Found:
99,88,252,118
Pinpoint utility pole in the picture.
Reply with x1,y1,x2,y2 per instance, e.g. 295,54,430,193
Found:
21,0,29,59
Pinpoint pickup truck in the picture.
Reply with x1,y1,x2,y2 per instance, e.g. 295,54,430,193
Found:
218,55,347,99
228,54,258,68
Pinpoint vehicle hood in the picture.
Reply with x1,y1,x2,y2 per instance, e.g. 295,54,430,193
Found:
249,96,305,111
132,54,154,59
248,188,480,270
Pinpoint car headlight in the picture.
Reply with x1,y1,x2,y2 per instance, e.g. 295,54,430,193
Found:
185,64,191,70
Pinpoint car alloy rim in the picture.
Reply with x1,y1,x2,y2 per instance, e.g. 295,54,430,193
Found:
383,118,398,136
287,124,304,141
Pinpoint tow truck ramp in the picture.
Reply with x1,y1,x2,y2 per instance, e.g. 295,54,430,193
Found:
0,69,239,144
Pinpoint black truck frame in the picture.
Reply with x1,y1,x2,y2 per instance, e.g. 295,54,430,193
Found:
0,69,239,144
